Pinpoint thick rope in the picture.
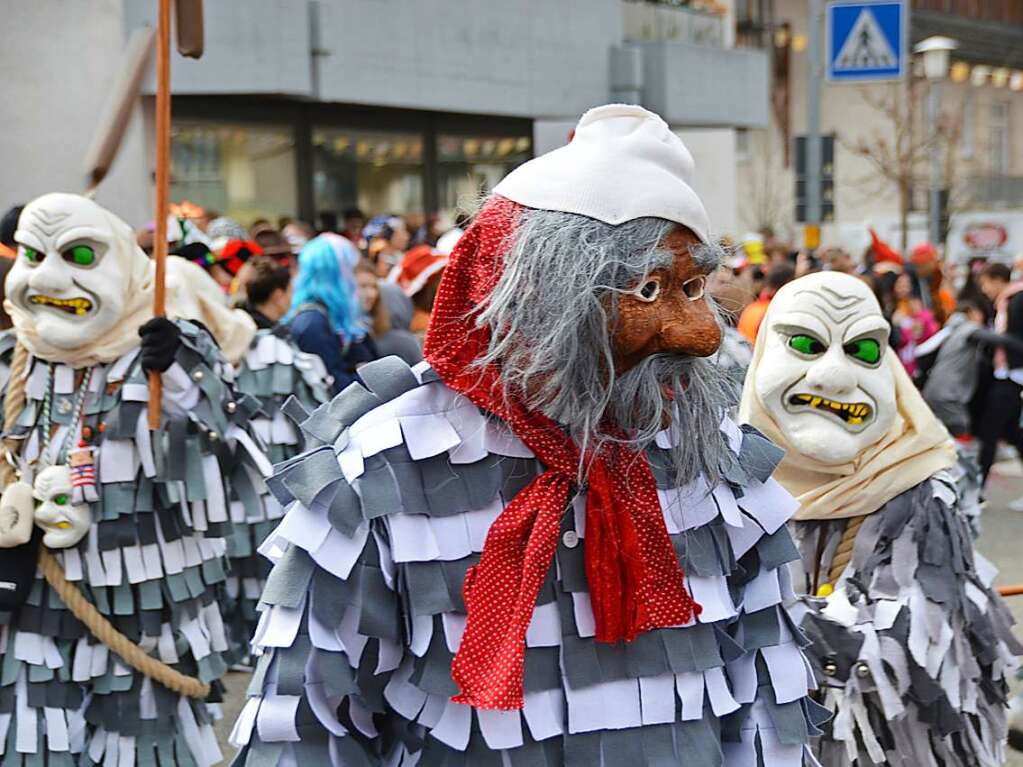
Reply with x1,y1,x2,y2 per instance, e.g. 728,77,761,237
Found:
1,343,209,699
828,514,869,585
37,548,209,697
0,342,29,489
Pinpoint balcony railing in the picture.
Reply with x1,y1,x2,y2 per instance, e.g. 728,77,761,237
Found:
623,0,726,47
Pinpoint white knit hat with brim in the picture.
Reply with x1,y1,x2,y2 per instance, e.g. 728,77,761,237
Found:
493,104,710,243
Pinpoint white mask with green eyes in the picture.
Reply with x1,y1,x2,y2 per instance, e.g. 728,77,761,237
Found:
752,271,897,465
8,194,141,352
32,465,90,549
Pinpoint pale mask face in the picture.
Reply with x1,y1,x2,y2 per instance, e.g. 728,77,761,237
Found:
8,195,129,350
754,272,896,464
33,465,90,549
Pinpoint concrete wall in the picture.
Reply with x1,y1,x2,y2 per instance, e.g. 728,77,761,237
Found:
129,0,623,118
127,0,314,96
638,41,770,128
676,128,739,236
0,0,150,225
313,0,621,119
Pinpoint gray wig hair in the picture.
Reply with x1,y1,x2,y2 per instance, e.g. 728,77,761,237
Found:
474,206,736,486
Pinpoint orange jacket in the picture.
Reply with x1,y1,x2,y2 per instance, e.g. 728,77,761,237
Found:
737,298,770,344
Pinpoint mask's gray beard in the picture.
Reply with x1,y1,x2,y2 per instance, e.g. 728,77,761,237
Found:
473,204,732,486
607,351,737,488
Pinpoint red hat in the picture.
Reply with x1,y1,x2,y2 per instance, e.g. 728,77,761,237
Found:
910,242,939,265
869,228,903,265
219,238,263,276
392,244,448,297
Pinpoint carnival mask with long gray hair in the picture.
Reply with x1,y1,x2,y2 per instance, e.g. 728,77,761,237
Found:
476,206,734,486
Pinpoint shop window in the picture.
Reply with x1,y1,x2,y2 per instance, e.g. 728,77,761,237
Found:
171,121,297,224
313,128,424,220
990,101,1010,176
437,134,532,221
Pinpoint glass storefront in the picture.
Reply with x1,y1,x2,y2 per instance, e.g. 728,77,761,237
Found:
312,128,424,218
169,101,533,227
437,134,532,220
170,121,297,223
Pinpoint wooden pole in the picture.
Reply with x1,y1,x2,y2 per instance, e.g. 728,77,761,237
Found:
148,0,171,431
997,584,1023,598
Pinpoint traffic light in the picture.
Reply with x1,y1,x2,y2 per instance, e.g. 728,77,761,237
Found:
794,135,835,224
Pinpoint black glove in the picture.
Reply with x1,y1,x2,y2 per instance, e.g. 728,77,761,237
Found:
138,317,182,373
0,527,41,612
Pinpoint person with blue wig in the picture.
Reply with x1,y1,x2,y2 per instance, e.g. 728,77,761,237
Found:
288,234,378,393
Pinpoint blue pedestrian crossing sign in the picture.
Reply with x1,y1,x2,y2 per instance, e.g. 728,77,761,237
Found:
827,1,906,82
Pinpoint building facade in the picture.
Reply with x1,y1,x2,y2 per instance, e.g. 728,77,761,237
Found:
734,0,1023,260
3,0,770,238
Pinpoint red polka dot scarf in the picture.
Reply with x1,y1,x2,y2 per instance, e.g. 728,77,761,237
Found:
423,197,701,710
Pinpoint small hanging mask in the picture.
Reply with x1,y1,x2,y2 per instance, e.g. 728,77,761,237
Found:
0,482,36,548
33,465,91,549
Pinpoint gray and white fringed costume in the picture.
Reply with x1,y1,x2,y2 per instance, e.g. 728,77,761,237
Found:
0,322,268,766
230,356,828,767
737,271,1022,767
224,327,330,654
790,471,1022,767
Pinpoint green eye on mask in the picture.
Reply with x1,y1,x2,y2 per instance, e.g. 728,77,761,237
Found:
844,337,881,365
22,246,43,264
53,494,69,506
64,245,96,267
788,334,826,356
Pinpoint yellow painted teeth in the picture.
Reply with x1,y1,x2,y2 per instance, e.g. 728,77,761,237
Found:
789,393,872,424
29,295,92,316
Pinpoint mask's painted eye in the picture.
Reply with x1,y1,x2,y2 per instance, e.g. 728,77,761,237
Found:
636,279,661,302
788,334,826,356
681,274,707,301
22,246,43,264
844,337,881,365
53,494,68,506
63,245,96,267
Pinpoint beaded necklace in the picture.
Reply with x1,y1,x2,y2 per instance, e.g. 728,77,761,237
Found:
38,364,93,469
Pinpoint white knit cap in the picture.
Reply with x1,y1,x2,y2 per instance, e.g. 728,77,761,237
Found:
493,104,710,242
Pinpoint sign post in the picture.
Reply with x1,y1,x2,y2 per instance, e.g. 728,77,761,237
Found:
805,0,824,246
802,1,906,250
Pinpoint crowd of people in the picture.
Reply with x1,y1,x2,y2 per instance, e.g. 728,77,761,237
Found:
714,227,1023,496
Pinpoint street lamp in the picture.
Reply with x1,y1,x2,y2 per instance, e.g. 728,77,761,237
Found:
913,36,957,249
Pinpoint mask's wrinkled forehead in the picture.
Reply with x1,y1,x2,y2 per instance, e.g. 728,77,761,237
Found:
769,274,887,344
15,196,116,254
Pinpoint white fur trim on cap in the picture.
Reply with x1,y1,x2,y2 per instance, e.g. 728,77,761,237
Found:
493,104,710,242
